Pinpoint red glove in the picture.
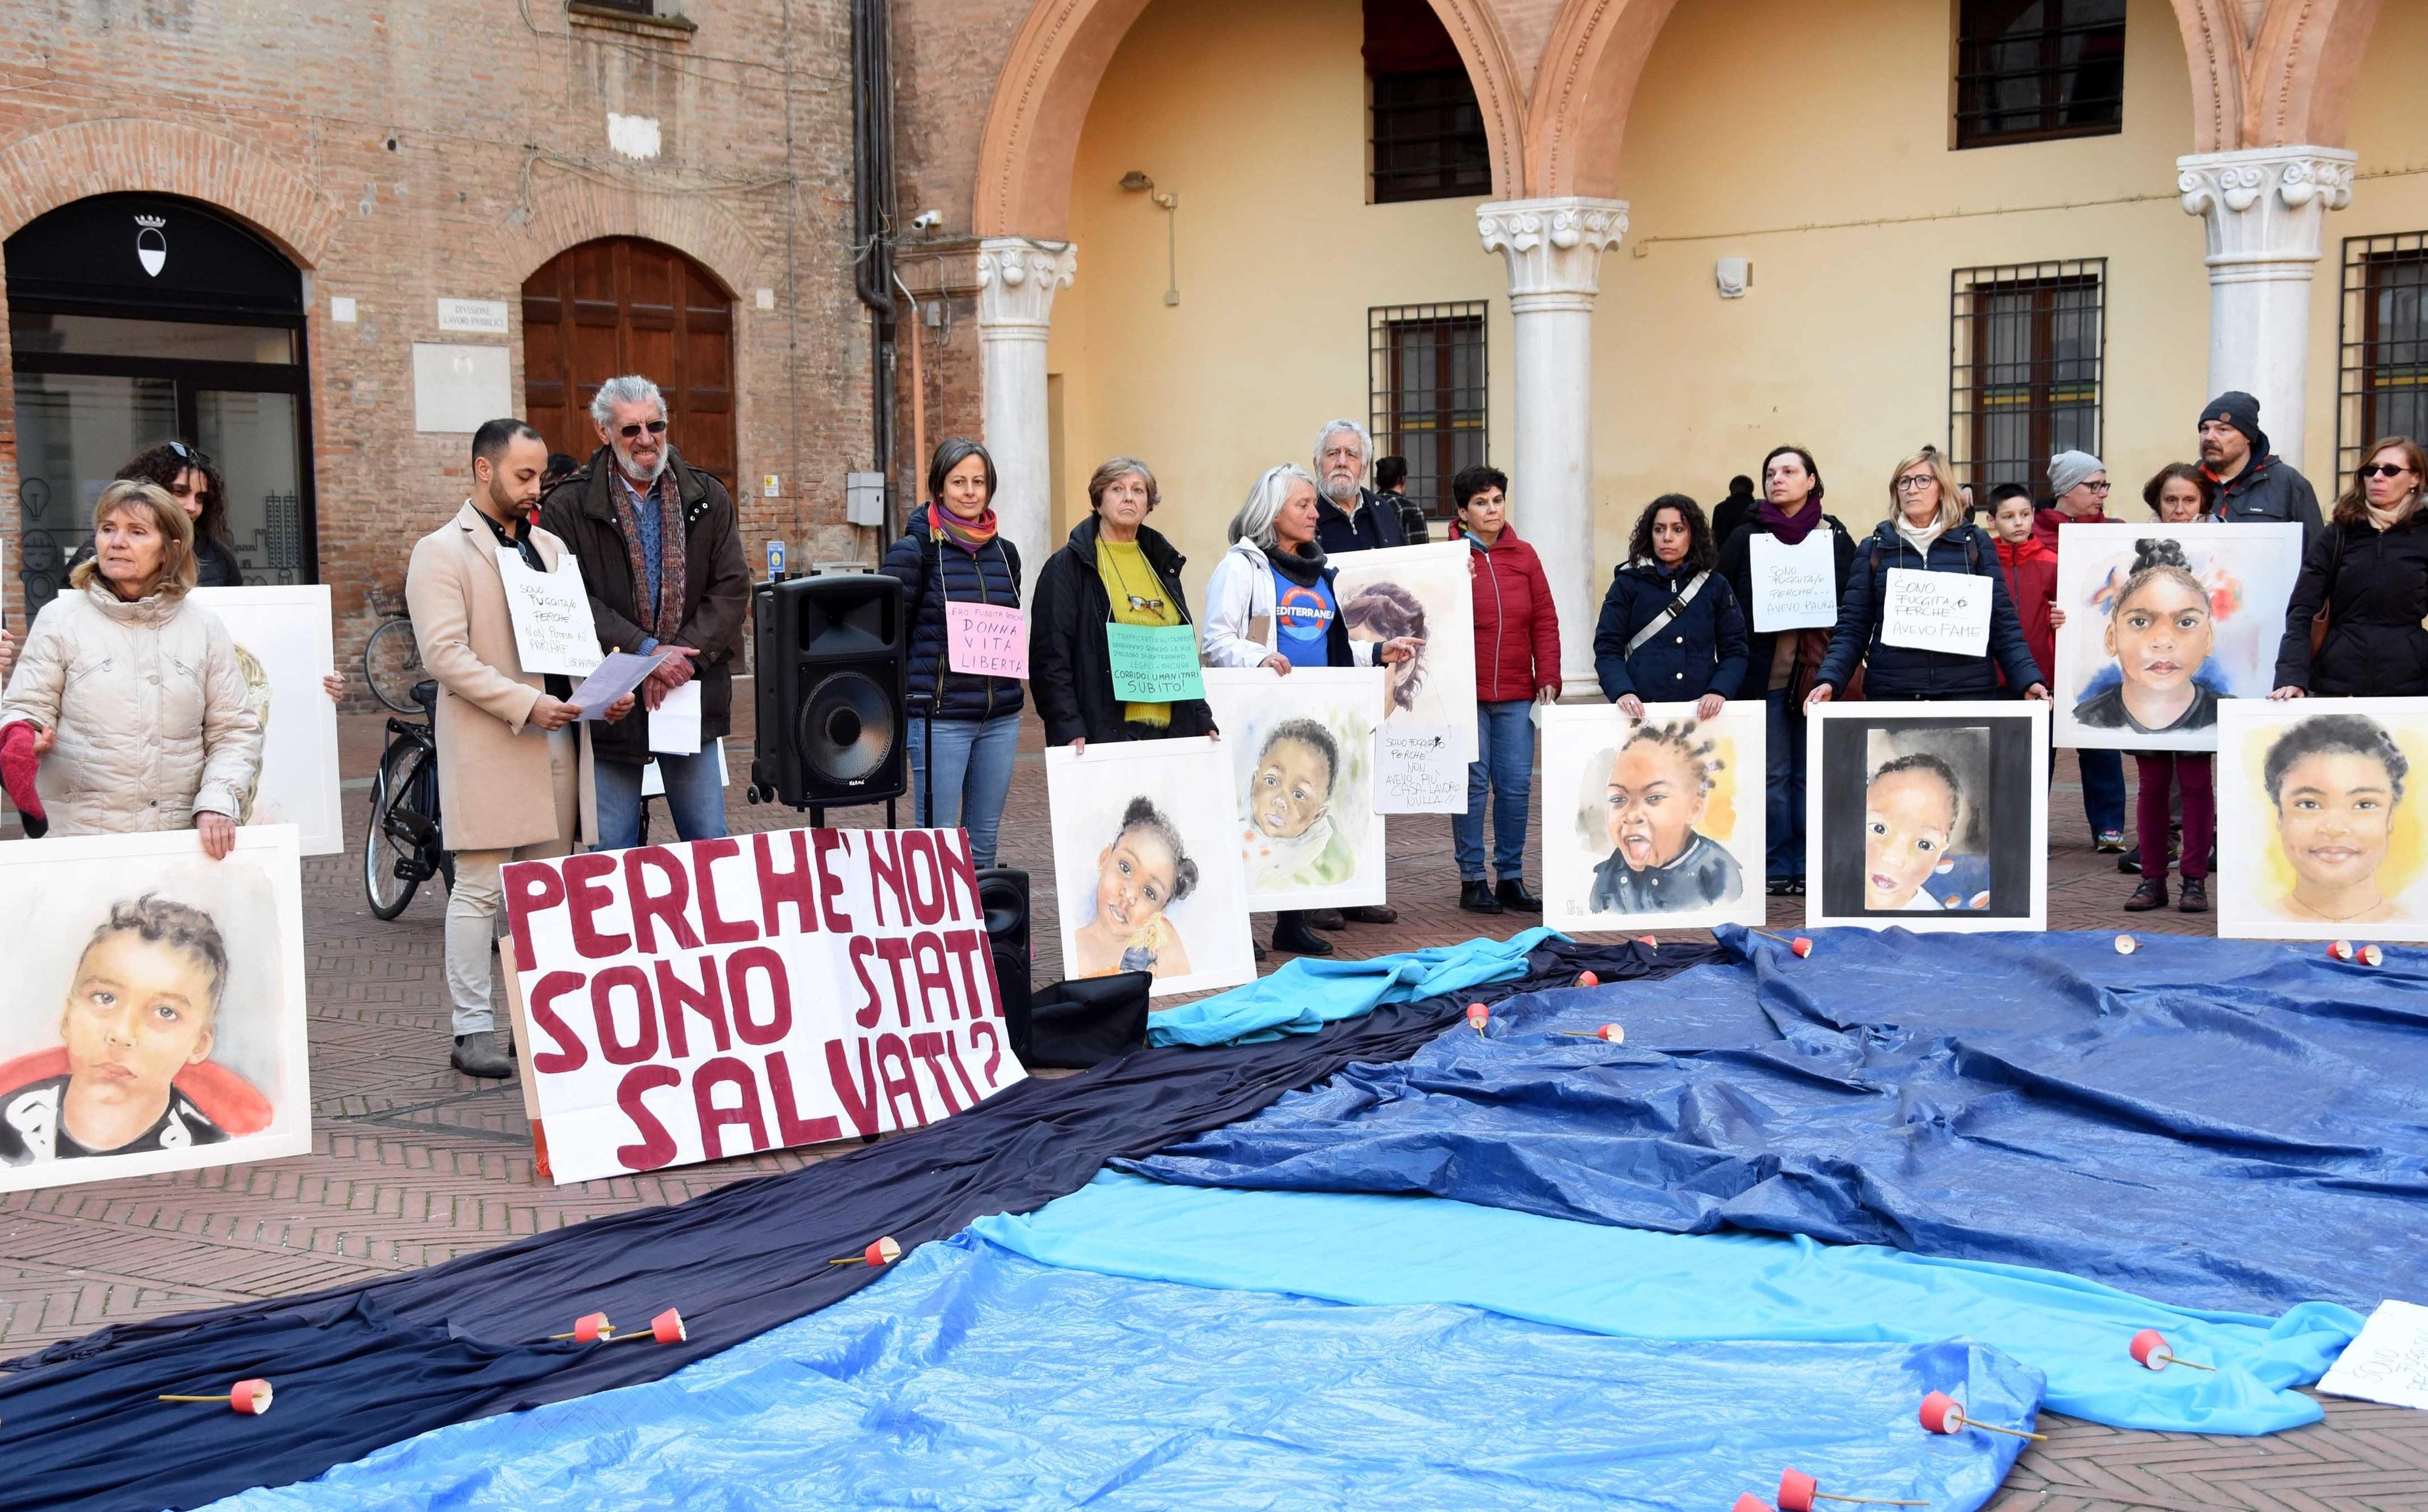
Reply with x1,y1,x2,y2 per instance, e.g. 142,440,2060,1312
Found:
1,722,46,839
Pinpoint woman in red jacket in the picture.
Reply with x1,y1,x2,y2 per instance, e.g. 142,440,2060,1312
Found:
1448,464,1562,914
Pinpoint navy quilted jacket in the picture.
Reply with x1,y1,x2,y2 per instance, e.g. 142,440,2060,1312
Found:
880,504,1026,722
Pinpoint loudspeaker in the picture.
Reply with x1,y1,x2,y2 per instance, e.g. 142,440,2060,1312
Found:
977,867,1031,1035
748,573,909,810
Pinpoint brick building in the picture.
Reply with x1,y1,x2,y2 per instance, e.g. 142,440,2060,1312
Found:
0,0,875,678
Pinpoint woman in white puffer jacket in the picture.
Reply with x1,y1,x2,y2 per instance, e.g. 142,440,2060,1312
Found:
0,481,262,856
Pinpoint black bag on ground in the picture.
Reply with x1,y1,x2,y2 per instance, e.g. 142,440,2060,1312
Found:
1015,972,1151,1069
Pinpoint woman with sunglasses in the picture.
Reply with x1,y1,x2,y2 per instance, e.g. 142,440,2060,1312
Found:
65,444,242,588
2271,437,2428,699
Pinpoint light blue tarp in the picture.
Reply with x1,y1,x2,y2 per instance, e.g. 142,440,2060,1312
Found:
1146,926,1560,1045
207,1232,2036,1512
974,1175,2358,1436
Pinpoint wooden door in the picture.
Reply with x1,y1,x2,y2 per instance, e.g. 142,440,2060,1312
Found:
522,238,736,492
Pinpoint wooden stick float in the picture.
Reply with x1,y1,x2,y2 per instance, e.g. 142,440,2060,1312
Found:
829,1235,903,1267
1919,1390,2045,1441
158,1378,273,1414
1779,1468,1927,1510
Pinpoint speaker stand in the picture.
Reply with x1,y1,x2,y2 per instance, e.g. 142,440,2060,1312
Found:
801,799,898,828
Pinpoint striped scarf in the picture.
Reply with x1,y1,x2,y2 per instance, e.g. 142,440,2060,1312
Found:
611,467,687,637
932,504,999,553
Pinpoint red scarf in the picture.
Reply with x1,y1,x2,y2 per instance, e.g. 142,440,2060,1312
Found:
932,503,999,553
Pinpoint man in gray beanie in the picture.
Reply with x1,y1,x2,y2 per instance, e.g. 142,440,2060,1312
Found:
2030,449,2109,552
2199,390,2322,540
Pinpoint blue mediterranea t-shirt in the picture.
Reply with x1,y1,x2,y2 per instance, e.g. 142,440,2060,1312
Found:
1275,575,1338,668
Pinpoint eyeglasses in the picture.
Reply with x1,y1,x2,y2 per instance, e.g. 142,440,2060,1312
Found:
1125,594,1165,614
618,419,670,440
2360,463,2414,478
167,441,213,470
2086,481,2113,492
1894,475,1938,492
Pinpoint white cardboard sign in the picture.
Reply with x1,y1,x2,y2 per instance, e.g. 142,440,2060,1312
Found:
190,586,345,857
2318,1300,2428,1411
1375,724,1467,815
1748,532,1840,632
497,554,606,676
1880,568,1990,657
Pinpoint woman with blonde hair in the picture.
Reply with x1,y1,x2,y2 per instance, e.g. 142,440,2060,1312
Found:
1808,447,2046,705
0,481,262,855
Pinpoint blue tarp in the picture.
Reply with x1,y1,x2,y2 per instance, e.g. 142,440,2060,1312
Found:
1147,926,1562,1045
207,1233,2038,1512
1132,928,2428,1315
978,1174,2359,1434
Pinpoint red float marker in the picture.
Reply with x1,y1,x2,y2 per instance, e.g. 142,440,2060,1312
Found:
549,1310,612,1343
2330,940,2355,962
158,1377,274,1415
1556,1023,1626,1043
1638,935,1659,948
1919,1389,2045,1442
1467,1003,1490,1037
1734,1497,1777,1512
2114,933,2137,955
2362,944,2384,967
829,1235,904,1267
1749,928,1814,957
1576,970,1600,988
2129,1328,2216,1372
1776,1468,1927,1510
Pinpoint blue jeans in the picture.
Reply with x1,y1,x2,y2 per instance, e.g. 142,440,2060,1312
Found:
1453,700,1535,882
909,713,1021,869
595,748,729,851
1765,688,1807,881
2078,748,2127,839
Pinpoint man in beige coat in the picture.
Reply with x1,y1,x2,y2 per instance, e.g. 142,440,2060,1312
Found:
407,419,632,1078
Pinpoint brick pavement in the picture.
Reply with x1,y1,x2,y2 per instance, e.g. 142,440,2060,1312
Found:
2,720,2421,1510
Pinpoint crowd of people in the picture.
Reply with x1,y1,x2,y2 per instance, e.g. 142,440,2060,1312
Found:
7,373,2427,1075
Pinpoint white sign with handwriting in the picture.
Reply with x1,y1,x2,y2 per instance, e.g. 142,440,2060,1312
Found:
1748,532,1839,632
497,554,605,677
1880,568,1990,657
2319,1299,2428,1411
1374,724,1466,814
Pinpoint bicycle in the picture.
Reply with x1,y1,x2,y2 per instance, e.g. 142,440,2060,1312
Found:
365,679,454,919
363,588,427,716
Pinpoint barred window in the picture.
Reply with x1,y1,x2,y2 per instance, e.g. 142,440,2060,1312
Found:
1956,0,2126,149
2337,233,2428,479
1369,303,1487,520
1366,0,1490,204
1950,260,2105,501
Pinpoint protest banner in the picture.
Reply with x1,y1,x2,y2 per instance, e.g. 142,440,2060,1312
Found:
497,554,605,677
1748,533,1839,632
1374,724,1465,815
1879,568,1990,657
947,602,1029,679
1105,622,1205,702
501,826,1026,1185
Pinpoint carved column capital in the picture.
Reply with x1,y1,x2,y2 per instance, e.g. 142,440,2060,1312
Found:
1477,197,1629,313
974,237,1076,335
2177,147,2356,277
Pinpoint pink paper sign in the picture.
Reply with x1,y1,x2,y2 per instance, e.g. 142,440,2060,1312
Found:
946,601,1028,678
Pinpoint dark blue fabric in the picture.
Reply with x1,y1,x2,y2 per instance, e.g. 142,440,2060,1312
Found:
1454,698,1534,880
1814,522,2043,698
880,503,1026,721
1765,688,1807,881
1133,927,2428,1316
1593,560,1752,701
1313,486,1408,554
0,937,1718,1512
2075,746,2128,838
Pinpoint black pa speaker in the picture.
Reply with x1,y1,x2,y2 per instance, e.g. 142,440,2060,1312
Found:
748,573,909,810
977,867,1031,1035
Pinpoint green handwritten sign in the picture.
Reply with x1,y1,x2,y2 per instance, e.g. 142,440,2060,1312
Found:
1105,622,1205,702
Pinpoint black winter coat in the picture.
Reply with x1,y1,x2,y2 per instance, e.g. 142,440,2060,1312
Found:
1813,522,2043,700
880,504,1025,724
1593,560,1751,702
536,446,751,765
2273,511,2428,695
2214,442,2324,543
1715,512,1859,691
1314,489,1411,555
1026,514,1216,747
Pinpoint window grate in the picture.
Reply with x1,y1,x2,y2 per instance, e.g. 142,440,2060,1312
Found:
1369,303,1488,520
1371,70,1491,203
2337,231,2428,481
1955,0,2126,149
1949,260,2106,503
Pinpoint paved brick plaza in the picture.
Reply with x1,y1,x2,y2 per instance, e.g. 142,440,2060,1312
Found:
2,716,2420,1511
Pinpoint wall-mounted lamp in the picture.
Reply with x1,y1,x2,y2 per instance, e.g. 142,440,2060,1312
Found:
1121,171,1181,307
1715,257,1751,299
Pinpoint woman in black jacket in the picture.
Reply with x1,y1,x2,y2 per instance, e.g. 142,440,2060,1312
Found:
1594,495,1749,718
880,438,1025,867
1808,447,2046,706
2272,436,2428,699
1027,456,1216,751
68,443,244,588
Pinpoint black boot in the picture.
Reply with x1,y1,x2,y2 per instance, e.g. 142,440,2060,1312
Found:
1495,878,1541,912
2123,878,2168,912
1460,879,1504,914
452,1031,514,1079
1271,912,1337,955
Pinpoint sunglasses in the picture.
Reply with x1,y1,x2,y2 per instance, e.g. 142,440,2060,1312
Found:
2359,463,2413,478
168,441,214,470
618,419,670,440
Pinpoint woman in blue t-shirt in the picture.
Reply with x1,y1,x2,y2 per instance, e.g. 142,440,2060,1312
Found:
1204,464,1420,956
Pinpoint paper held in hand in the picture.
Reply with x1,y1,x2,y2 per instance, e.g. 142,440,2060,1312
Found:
1748,533,1839,632
1374,724,1466,814
1105,622,1205,702
568,649,670,719
946,602,1028,679
1880,568,1990,657
648,679,703,754
497,554,605,676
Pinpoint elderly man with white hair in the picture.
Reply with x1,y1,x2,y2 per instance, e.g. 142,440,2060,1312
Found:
537,375,749,852
1311,419,1426,555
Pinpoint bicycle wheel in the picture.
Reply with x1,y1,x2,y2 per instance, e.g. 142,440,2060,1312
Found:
364,741,431,920
364,617,426,715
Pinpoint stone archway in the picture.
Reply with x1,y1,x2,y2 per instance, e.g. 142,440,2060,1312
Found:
0,118,342,260
972,0,1529,239
499,173,767,302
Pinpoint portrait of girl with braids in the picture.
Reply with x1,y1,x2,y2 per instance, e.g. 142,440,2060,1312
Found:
1590,718,1745,914
2070,537,2230,735
1071,797,1200,981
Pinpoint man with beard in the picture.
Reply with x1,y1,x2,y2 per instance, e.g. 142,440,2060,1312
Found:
1298,417,1405,928
539,376,748,851
2200,390,2322,542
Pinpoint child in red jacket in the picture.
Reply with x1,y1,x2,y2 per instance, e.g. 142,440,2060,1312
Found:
1989,485,2057,685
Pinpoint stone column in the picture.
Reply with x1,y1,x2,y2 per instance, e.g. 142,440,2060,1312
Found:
975,238,1077,592
2177,147,2356,474
1478,197,1629,694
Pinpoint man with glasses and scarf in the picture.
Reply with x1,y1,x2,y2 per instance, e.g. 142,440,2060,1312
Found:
538,375,748,850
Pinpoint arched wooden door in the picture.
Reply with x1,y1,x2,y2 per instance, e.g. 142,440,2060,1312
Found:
521,239,736,492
